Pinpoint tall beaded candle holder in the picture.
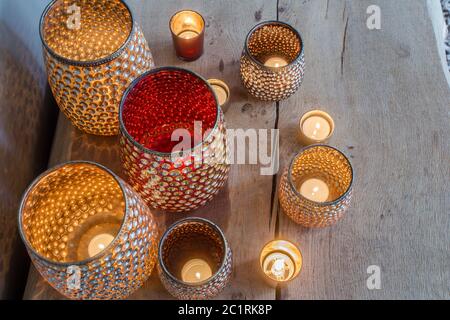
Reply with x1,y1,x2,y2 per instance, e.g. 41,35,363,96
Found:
40,0,154,135
240,21,305,101
158,218,232,300
278,145,353,228
18,161,159,300
119,67,230,212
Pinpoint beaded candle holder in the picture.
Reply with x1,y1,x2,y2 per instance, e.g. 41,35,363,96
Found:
18,161,159,300
158,218,232,300
119,67,230,212
40,0,154,135
278,145,353,228
240,21,305,101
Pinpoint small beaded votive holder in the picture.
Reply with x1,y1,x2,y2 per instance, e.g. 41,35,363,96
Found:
157,217,233,300
240,21,305,101
278,145,353,228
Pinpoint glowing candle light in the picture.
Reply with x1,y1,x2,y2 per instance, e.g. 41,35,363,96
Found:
302,116,331,141
262,252,295,281
260,240,302,285
299,178,330,202
178,30,199,39
170,10,205,61
181,258,213,283
264,56,288,68
298,110,335,145
88,233,114,257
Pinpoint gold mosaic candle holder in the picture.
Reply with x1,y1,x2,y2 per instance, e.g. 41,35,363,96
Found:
18,161,159,300
260,240,302,287
158,218,232,300
240,21,305,101
278,145,353,228
40,0,154,135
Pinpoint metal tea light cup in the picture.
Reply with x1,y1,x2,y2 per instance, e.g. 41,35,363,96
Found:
260,240,302,287
240,21,305,101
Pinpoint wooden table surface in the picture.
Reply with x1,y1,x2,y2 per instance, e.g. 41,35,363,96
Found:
23,0,450,300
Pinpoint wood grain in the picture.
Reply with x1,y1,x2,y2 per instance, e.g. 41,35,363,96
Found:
275,0,450,299
23,0,278,300
22,0,450,300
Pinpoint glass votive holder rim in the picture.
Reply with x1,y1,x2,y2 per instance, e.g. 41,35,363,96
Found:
39,0,135,67
118,66,220,157
298,109,335,144
158,217,229,287
259,239,303,283
287,144,354,206
18,160,128,267
169,9,206,39
244,20,304,71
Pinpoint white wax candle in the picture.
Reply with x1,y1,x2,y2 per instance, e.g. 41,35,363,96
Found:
302,115,331,141
181,258,213,283
264,56,288,68
299,178,330,202
262,252,295,281
178,30,199,39
87,233,114,257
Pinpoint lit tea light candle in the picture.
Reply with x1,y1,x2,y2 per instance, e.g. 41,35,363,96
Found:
181,258,213,283
298,110,335,145
264,56,288,68
207,79,230,111
262,252,295,281
302,116,330,141
299,178,329,202
260,240,302,285
88,233,114,257
178,30,199,39
170,10,205,61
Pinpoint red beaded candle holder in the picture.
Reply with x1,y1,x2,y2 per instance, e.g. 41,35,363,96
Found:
119,67,230,212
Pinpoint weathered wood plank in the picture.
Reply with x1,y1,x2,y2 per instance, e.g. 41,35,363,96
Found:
23,0,278,300
275,0,450,299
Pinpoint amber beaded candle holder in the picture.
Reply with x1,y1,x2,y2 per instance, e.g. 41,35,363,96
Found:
18,161,159,300
119,67,230,213
40,0,154,135
158,218,232,300
169,10,205,61
240,21,305,101
278,145,353,228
